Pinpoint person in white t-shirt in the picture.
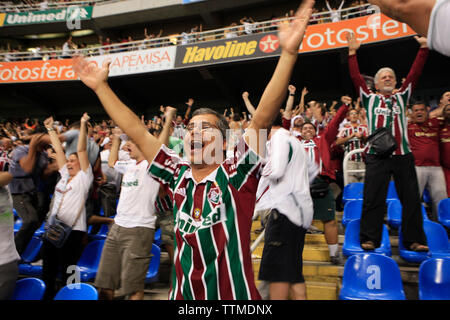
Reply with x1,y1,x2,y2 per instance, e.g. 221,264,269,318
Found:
94,131,161,300
42,113,94,300
0,170,19,300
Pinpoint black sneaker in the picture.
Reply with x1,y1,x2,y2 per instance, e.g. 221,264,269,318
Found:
330,253,342,265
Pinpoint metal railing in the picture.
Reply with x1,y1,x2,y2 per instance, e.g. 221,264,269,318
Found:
0,0,121,12
0,3,375,62
343,148,366,186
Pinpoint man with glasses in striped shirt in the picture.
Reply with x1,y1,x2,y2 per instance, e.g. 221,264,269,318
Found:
73,0,315,300
346,32,429,252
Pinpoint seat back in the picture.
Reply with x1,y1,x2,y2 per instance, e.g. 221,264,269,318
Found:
77,240,105,269
343,200,363,226
386,181,399,201
146,244,161,283
339,253,405,300
342,183,364,204
54,283,98,300
21,236,43,264
11,278,46,300
424,220,450,254
419,258,450,300
438,198,450,220
343,219,391,257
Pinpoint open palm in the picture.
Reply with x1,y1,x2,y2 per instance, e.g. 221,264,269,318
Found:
278,0,314,55
72,56,111,92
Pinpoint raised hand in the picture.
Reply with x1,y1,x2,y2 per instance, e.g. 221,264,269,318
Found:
185,98,194,107
278,0,314,56
341,95,353,105
414,36,428,48
165,106,177,118
72,56,111,92
288,85,296,94
43,117,54,129
302,87,308,96
242,92,249,99
81,112,90,123
346,31,361,55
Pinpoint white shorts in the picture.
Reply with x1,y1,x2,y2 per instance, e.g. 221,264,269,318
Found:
427,0,450,57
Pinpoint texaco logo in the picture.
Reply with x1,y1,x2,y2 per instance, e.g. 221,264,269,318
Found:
259,35,279,54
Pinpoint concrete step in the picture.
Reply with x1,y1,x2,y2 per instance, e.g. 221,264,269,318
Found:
306,281,338,300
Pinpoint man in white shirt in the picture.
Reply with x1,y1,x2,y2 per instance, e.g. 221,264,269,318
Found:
94,133,160,300
256,114,316,300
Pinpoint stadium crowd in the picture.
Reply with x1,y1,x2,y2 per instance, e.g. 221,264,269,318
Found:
0,0,449,301
0,0,373,62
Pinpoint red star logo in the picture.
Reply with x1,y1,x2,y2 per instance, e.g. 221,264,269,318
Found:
259,35,279,53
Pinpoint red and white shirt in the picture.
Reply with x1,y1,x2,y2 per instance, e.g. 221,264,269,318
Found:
349,48,429,156
337,124,368,161
148,137,262,300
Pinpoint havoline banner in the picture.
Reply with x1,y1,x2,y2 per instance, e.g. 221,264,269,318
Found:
175,32,281,69
0,6,93,27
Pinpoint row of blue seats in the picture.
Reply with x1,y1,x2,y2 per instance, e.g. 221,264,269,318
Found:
339,254,450,300
12,279,98,300
342,219,450,263
342,198,450,229
18,237,161,284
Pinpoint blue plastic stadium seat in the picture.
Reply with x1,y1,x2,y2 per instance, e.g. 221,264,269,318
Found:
54,283,98,300
342,200,363,227
342,219,391,257
342,183,364,204
422,188,432,205
339,253,406,300
419,258,450,300
386,181,399,201
33,222,46,237
89,223,110,241
14,218,22,234
438,198,450,228
18,236,44,276
11,278,46,300
154,228,162,247
146,244,161,284
76,240,105,282
399,220,450,263
387,199,429,229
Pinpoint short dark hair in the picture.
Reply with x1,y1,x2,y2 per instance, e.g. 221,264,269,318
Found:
300,121,316,131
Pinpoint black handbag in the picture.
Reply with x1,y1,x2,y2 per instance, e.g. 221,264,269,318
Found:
367,127,398,158
310,177,329,198
43,191,84,248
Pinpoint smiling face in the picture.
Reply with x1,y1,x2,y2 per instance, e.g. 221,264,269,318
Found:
349,110,359,123
184,113,225,166
301,123,316,140
67,153,81,177
375,69,397,95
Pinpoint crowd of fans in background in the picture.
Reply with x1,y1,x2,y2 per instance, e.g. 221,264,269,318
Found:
0,0,372,62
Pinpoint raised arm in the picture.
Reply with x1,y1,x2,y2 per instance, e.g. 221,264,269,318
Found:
242,92,256,115
326,0,332,11
78,113,91,172
184,98,194,120
72,57,162,164
399,36,429,92
158,106,177,147
323,96,352,144
44,117,66,170
338,0,345,11
346,32,371,96
108,129,121,168
246,0,314,156
284,85,296,119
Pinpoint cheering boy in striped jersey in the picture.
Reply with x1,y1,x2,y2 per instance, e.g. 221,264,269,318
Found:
73,0,315,300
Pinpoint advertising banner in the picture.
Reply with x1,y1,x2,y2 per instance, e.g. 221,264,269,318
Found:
175,13,416,69
0,6,93,27
0,46,176,83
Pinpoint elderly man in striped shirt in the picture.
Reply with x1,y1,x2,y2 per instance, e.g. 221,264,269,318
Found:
346,32,429,252
73,0,315,300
